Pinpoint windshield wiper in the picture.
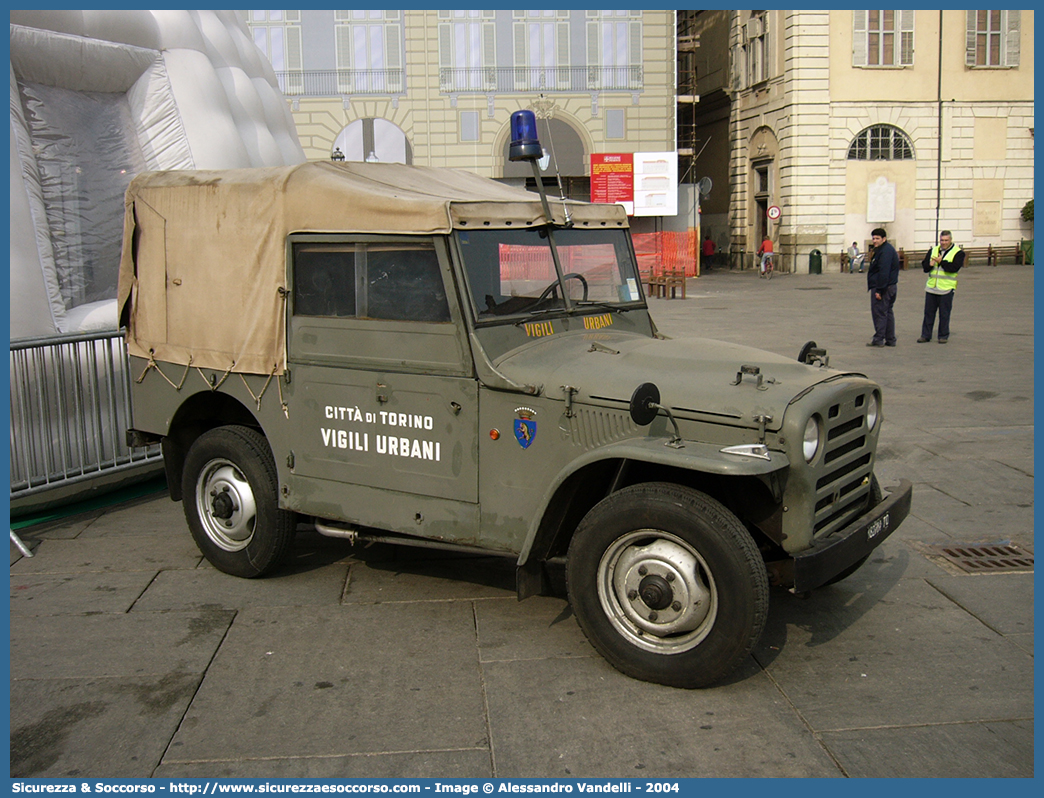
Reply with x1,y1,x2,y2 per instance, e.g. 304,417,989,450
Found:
573,300,634,313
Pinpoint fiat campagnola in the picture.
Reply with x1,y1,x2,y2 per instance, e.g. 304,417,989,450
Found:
120,113,911,688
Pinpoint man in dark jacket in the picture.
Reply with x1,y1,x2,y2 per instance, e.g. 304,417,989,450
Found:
866,227,900,347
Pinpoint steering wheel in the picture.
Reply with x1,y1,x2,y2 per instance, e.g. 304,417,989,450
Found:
534,272,589,305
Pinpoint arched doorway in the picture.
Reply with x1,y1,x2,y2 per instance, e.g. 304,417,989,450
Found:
501,116,587,200
501,117,586,179
334,118,412,164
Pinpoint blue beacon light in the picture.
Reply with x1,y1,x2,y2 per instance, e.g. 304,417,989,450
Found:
509,110,542,162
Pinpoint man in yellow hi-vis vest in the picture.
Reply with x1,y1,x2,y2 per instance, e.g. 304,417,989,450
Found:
917,230,965,343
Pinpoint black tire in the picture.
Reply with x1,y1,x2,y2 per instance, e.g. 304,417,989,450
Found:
181,425,296,578
822,474,883,586
566,482,769,688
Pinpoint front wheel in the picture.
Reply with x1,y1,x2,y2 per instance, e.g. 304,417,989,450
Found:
566,483,769,688
182,425,296,578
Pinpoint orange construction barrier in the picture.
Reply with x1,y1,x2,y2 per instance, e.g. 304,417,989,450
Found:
633,230,698,279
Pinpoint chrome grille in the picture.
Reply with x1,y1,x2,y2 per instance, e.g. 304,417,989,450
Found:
811,390,875,537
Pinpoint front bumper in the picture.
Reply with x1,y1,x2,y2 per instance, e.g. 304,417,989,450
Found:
790,479,913,591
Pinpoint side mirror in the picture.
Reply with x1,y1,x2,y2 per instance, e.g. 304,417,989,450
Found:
630,382,683,447
629,382,661,426
797,340,829,367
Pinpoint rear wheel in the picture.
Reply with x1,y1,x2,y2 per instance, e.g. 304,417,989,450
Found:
566,482,769,688
182,425,295,577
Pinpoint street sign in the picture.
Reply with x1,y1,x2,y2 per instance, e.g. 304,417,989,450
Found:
767,205,782,220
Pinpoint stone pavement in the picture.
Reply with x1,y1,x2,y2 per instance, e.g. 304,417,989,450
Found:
9,263,1033,778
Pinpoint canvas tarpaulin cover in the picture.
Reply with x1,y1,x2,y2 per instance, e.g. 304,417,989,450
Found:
118,161,628,375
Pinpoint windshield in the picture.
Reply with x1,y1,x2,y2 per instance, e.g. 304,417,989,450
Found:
456,226,644,322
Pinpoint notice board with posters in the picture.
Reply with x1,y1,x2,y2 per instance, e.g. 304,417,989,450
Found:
591,153,634,215
591,152,678,217
633,151,678,216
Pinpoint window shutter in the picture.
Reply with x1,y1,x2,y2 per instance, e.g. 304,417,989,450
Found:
514,23,527,66
284,10,300,23
557,21,570,66
763,12,773,78
336,25,352,70
334,10,350,22
731,43,746,91
438,23,451,70
587,21,599,65
899,10,914,65
1005,10,1020,67
852,10,868,66
965,10,977,66
286,25,302,71
385,26,401,69
629,21,642,66
483,22,496,67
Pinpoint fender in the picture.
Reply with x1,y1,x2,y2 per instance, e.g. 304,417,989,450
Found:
516,435,788,569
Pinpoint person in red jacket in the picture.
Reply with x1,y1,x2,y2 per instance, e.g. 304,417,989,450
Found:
757,237,774,275
701,234,716,259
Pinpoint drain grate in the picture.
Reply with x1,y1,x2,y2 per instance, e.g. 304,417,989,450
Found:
923,541,1033,574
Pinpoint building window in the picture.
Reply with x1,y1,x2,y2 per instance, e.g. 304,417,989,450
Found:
246,10,302,91
586,11,643,91
606,109,626,140
514,11,572,91
745,12,769,85
438,10,496,92
460,111,480,142
853,11,914,67
334,10,403,94
847,125,914,160
966,10,1021,68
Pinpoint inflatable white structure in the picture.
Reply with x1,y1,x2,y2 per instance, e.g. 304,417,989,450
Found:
10,9,305,339
9,10,305,511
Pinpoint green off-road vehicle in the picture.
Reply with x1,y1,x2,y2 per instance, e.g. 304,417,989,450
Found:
119,156,911,688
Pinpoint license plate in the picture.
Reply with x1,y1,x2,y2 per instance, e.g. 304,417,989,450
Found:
867,513,890,541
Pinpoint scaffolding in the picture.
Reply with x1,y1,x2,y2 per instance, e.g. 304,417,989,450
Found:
676,11,700,186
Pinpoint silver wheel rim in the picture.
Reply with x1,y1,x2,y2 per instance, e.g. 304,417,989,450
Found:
195,458,258,552
596,529,717,654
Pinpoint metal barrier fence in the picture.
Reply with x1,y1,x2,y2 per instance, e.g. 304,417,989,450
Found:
9,330,161,501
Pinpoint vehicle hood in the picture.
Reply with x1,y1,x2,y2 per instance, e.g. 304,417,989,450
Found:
491,330,860,431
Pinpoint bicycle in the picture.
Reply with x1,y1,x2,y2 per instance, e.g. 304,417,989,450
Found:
758,252,774,279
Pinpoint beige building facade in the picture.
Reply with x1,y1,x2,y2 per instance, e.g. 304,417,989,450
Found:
242,10,677,235
728,10,1034,272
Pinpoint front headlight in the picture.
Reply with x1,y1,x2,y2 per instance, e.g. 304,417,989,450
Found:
866,392,879,431
803,416,820,462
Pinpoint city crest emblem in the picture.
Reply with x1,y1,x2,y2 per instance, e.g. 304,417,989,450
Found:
513,407,537,449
